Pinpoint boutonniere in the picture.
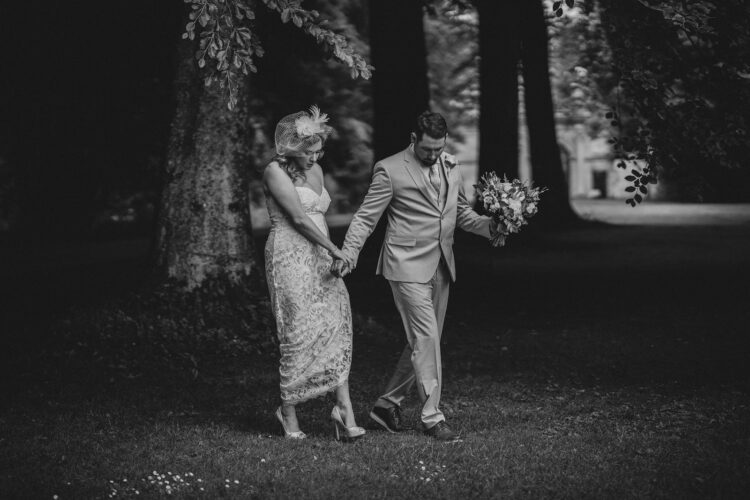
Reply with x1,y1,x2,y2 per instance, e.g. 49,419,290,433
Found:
441,152,458,170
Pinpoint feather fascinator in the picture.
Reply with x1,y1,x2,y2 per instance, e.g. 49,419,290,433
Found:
294,105,329,138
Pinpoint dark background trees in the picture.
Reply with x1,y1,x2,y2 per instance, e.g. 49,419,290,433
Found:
565,0,750,202
2,0,750,255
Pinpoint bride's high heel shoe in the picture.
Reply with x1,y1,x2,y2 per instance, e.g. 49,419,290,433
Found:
275,406,306,440
331,406,365,442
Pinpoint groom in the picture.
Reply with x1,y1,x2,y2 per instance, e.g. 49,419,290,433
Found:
336,111,497,442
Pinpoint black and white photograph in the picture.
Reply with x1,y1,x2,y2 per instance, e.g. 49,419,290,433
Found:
1,0,749,498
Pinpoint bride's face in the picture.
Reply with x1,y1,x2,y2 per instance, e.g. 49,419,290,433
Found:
290,139,324,171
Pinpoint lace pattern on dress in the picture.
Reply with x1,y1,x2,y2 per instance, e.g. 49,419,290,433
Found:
264,187,353,404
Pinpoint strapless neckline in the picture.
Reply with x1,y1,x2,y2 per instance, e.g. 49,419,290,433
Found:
295,185,325,198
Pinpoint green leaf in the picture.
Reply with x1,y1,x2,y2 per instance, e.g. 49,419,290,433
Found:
634,194,643,203
565,0,574,7
625,186,636,192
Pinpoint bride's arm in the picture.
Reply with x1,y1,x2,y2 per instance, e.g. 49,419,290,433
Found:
264,162,345,260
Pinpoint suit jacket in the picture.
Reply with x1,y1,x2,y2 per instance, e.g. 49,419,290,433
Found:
342,146,492,283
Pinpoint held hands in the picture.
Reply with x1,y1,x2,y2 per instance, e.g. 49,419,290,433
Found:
331,259,352,278
329,248,353,278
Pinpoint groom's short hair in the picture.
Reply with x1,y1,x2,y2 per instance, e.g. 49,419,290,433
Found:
414,111,448,141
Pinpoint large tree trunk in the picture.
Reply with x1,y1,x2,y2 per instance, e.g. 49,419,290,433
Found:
154,38,256,289
363,0,430,261
520,0,577,225
477,0,522,180
369,0,430,160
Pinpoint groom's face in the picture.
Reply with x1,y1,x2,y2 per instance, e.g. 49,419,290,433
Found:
412,133,446,167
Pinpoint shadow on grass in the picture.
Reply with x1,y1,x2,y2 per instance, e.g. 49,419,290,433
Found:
1,223,749,498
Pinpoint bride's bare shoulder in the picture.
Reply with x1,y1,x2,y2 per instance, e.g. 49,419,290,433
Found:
264,160,284,177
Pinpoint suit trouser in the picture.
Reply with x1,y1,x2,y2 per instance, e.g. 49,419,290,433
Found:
375,261,450,429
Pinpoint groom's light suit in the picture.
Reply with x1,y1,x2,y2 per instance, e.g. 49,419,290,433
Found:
342,145,492,428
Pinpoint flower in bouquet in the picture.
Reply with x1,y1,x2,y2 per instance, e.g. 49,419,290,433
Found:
474,172,548,247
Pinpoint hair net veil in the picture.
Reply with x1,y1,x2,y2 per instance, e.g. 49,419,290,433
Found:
274,105,333,156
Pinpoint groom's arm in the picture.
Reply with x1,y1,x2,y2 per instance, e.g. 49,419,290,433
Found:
456,170,494,239
342,162,393,269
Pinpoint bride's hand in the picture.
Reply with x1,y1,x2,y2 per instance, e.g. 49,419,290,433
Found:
330,247,347,262
329,248,351,277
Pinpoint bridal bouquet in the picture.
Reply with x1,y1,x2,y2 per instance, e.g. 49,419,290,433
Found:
474,172,548,247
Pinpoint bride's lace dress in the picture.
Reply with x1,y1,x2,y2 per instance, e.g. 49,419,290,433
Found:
264,186,353,404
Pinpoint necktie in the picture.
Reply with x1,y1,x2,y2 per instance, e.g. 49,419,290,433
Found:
429,164,441,202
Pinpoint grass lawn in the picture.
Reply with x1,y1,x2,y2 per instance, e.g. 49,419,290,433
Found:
1,224,749,499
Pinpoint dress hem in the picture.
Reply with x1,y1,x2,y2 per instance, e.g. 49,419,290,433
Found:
280,371,351,406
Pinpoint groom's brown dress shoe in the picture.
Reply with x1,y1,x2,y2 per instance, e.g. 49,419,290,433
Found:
424,421,461,442
369,405,408,433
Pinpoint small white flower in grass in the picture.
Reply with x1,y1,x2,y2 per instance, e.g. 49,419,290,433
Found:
234,480,240,484
225,479,230,483
419,461,424,465
225,485,231,489
421,466,426,471
53,495,59,500
261,458,266,463
200,488,204,492
122,479,127,483
426,478,431,482
197,479,203,483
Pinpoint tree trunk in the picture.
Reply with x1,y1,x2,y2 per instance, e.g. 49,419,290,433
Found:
369,0,430,160
154,38,256,289
364,0,430,261
477,0,522,180
520,0,577,225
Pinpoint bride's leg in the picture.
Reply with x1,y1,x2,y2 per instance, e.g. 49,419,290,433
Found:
334,380,358,428
280,403,301,432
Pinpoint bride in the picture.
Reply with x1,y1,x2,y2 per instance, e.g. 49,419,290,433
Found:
263,106,365,441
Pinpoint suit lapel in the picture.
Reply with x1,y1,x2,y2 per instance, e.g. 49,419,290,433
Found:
403,148,441,211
